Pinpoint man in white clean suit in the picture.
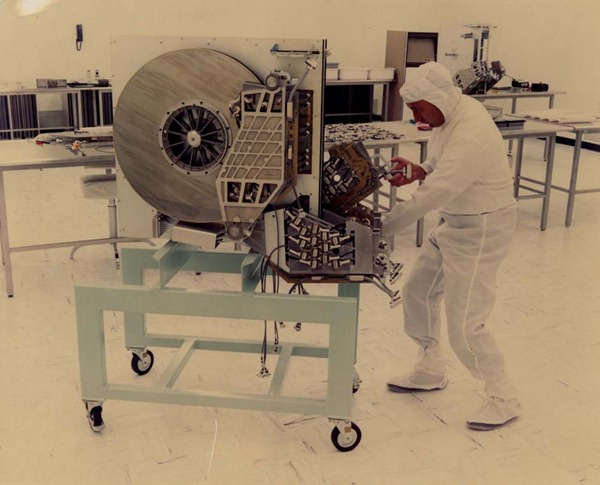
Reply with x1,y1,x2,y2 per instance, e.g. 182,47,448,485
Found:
383,61,520,430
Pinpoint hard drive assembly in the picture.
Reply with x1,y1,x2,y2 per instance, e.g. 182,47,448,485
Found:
76,37,403,452
113,42,402,296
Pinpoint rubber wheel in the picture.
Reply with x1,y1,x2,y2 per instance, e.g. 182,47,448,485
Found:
88,406,104,432
331,422,362,452
131,349,154,375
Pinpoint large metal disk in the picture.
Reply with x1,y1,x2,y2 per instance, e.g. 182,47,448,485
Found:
114,48,260,222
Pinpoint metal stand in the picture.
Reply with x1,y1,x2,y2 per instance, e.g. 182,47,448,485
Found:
511,134,557,230
550,129,600,227
76,244,363,451
69,169,154,269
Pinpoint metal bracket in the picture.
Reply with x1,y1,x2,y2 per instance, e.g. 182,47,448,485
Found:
129,347,149,361
241,251,265,293
330,418,353,442
270,43,321,57
84,400,104,411
152,240,197,288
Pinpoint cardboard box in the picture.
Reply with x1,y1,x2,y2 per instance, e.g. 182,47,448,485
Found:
338,67,369,80
368,68,395,81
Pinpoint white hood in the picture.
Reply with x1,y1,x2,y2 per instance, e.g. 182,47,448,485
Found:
400,62,462,121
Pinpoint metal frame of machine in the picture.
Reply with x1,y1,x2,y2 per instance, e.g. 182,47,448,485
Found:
77,245,363,451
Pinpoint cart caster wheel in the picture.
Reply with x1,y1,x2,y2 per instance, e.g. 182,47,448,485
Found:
331,422,362,452
131,349,154,375
87,406,104,432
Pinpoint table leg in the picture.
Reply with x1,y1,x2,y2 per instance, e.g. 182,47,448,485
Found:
416,141,427,247
383,84,389,122
77,91,83,130
565,132,583,227
540,135,556,231
388,144,399,211
513,138,525,199
372,148,380,210
508,98,518,154
338,283,360,364
0,172,14,297
543,95,556,161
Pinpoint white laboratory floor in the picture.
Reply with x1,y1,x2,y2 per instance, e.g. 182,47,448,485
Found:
0,138,599,485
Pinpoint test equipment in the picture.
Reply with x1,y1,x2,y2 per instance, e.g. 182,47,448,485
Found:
75,36,403,452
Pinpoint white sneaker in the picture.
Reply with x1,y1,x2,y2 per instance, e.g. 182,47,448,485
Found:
387,370,448,393
466,396,521,431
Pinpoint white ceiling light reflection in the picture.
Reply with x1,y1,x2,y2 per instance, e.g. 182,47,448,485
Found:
16,0,61,16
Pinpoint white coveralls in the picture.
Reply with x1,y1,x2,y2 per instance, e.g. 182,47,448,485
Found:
382,63,519,420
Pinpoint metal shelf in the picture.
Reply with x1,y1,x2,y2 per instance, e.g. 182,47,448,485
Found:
0,87,112,140
325,82,380,124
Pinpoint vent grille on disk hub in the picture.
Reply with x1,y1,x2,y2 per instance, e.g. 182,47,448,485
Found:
159,101,231,174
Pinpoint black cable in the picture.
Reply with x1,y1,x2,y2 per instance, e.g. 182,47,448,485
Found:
273,318,279,349
258,241,286,373
259,255,269,373
288,279,309,294
260,320,268,371
271,205,282,349
273,204,281,294
285,158,303,209
259,243,286,283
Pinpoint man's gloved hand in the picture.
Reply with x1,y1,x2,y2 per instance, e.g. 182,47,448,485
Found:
388,157,427,187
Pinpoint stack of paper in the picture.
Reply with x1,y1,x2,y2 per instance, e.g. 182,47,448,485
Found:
519,109,598,123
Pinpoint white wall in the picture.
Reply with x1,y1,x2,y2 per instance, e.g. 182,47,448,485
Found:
1,0,599,113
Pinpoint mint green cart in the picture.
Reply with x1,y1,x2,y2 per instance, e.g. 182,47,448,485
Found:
76,243,363,451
